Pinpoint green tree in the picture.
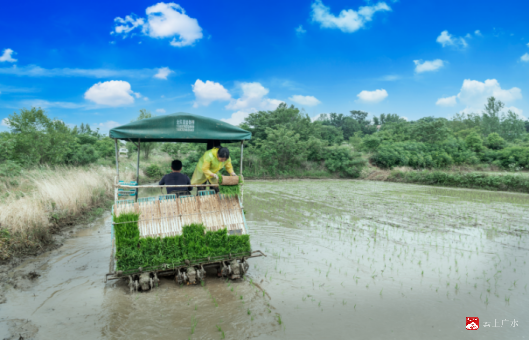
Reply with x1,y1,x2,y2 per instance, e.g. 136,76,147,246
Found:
448,112,482,134
256,127,307,172
411,118,450,144
373,113,404,126
306,136,328,161
0,132,15,162
242,103,316,144
132,109,156,159
481,96,503,136
350,110,377,135
6,107,76,166
362,135,381,152
465,131,484,152
378,121,412,142
349,131,363,151
350,110,369,123
67,144,99,165
500,110,526,141
323,146,366,178
315,122,344,145
485,133,506,150
95,137,116,158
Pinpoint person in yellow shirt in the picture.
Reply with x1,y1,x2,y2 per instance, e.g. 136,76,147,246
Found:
191,146,236,193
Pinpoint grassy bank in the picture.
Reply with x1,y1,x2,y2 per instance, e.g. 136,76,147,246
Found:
0,166,132,260
124,152,529,192
364,168,529,193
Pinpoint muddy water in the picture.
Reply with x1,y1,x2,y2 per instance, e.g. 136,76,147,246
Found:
0,215,279,339
1,180,528,339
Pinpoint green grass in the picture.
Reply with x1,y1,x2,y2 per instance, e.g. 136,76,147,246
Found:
386,170,529,193
114,213,251,271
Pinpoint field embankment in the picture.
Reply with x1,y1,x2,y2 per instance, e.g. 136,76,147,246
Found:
0,166,128,260
362,167,529,192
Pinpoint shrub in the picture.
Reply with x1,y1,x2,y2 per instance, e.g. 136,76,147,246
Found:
323,146,366,178
307,137,328,161
145,164,163,178
465,132,484,152
481,146,529,170
362,135,381,152
485,133,506,150
387,170,528,192
182,151,202,177
0,161,22,177
67,144,99,165
371,140,484,170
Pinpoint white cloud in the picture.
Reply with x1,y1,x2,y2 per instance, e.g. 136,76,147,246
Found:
295,25,307,35
311,0,391,33
474,30,482,36
22,100,84,109
222,82,284,125
113,2,203,47
1,118,9,127
378,74,401,81
435,96,457,107
288,95,321,106
0,48,16,63
112,15,145,36
311,113,327,122
84,80,136,106
221,110,249,126
192,79,231,107
436,30,467,48
357,89,388,103
226,82,283,111
153,67,174,79
436,79,522,112
95,121,121,132
133,92,142,99
414,59,444,73
156,108,166,113
0,65,167,78
143,97,149,101
458,79,521,105
521,53,529,62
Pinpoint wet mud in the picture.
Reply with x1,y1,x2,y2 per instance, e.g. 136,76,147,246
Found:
0,180,528,339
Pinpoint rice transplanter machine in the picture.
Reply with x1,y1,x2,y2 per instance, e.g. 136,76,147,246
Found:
105,113,264,291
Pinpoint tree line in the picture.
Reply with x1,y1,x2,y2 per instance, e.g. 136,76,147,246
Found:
0,96,528,178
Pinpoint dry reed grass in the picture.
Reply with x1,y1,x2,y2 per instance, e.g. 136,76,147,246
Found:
0,165,134,258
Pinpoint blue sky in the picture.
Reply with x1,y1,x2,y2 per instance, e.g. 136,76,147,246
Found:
0,0,528,132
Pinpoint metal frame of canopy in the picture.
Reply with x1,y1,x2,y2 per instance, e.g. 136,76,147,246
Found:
109,113,250,202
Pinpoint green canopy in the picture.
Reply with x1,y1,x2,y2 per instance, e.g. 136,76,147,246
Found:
109,112,251,142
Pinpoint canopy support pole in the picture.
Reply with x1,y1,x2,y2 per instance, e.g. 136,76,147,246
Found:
136,139,140,202
114,139,119,202
240,141,243,176
114,139,119,179
240,141,244,205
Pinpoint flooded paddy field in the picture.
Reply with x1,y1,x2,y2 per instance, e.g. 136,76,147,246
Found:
1,180,528,339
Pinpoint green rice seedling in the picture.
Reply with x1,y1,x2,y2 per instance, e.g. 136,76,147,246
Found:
190,316,197,335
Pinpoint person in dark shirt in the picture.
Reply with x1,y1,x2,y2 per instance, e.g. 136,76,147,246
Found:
159,160,192,196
